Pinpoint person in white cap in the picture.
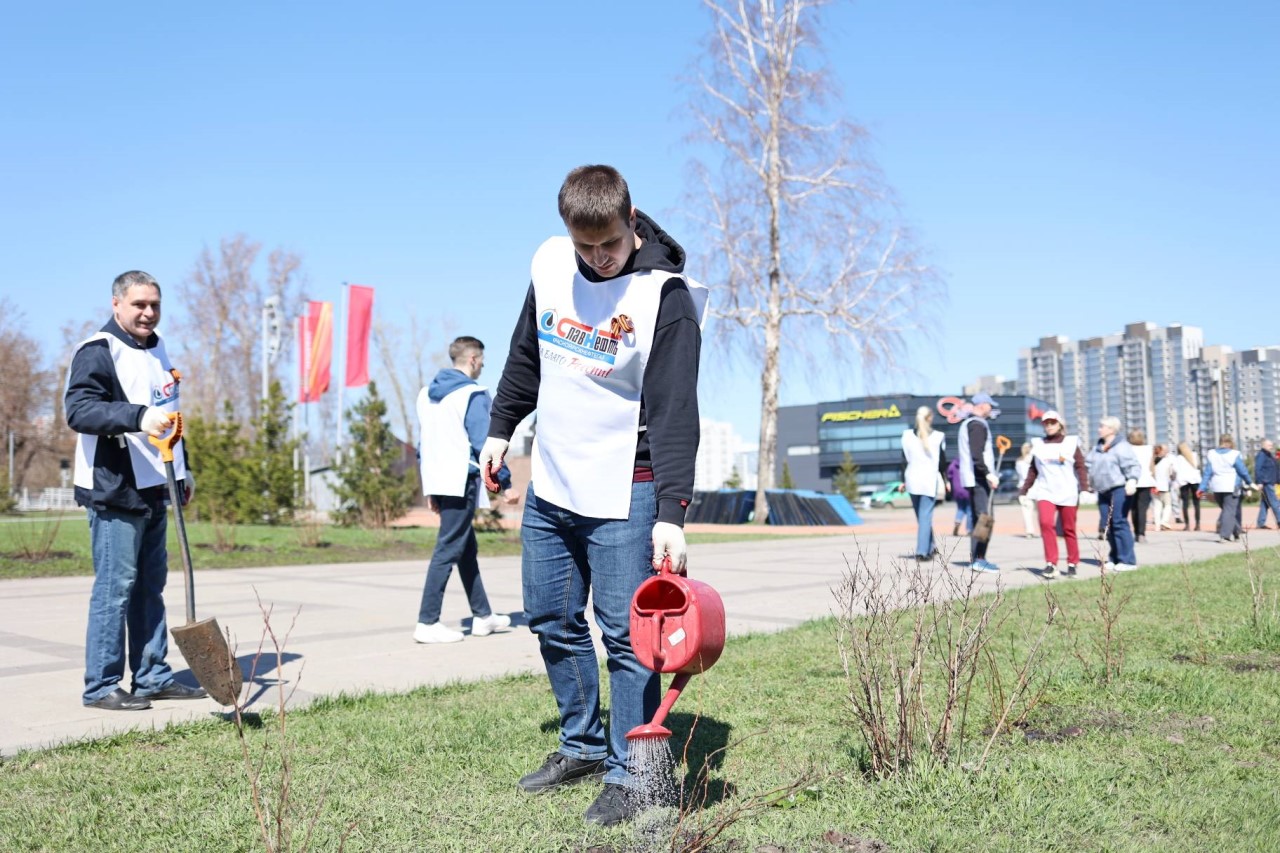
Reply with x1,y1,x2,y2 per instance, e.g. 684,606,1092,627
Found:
1019,411,1088,577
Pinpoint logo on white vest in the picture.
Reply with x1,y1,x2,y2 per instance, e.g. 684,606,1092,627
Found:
537,309,621,366
152,377,178,406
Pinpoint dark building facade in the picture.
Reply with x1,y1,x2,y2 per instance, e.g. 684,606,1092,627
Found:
776,394,1055,492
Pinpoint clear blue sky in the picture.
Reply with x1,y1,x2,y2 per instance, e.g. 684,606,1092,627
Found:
4,1,1276,445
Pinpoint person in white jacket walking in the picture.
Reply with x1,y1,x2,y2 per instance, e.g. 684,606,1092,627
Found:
901,406,949,560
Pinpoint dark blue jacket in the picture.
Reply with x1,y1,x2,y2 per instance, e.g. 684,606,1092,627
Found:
1256,449,1279,485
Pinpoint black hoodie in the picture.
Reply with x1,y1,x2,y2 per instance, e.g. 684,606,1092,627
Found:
488,210,702,526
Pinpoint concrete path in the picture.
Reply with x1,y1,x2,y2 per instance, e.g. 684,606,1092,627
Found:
2,507,1272,758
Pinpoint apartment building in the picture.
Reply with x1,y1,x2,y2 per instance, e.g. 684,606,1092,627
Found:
1019,323,1277,457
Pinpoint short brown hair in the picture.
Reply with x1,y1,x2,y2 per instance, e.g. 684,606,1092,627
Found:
558,165,632,230
449,336,484,362
1219,433,1235,448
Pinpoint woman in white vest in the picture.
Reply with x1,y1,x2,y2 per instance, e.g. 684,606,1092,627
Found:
1199,433,1254,542
1173,442,1202,530
1151,444,1177,531
1127,429,1156,543
900,406,948,560
1019,411,1089,577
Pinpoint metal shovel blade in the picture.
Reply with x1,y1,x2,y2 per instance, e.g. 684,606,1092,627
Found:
172,617,243,706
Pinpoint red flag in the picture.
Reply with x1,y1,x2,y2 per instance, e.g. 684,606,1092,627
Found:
300,301,333,402
344,284,374,387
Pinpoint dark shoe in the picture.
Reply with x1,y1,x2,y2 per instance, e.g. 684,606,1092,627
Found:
584,783,640,826
1066,564,1078,576
952,523,961,536
86,688,151,711
518,752,606,793
1042,563,1056,578
143,681,208,701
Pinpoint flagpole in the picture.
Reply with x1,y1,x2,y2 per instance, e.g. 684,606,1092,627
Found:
335,282,348,465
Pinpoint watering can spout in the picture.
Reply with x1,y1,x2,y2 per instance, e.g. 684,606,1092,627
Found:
626,673,691,742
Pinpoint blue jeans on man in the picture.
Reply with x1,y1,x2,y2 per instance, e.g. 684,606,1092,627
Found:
1098,486,1136,566
520,480,660,787
418,473,494,625
910,494,937,557
83,503,175,704
1257,484,1280,528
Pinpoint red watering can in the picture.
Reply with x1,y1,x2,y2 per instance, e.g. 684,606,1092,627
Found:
626,556,726,741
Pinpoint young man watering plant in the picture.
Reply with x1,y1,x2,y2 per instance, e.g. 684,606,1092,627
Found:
480,165,707,826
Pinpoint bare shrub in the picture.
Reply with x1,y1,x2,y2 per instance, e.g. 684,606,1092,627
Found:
10,512,64,560
1243,540,1280,644
834,541,1006,777
232,591,354,852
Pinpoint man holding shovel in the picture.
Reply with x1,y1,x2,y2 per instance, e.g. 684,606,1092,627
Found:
65,271,206,711
959,392,1002,573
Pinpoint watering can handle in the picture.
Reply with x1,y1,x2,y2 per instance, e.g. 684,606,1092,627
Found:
147,412,184,463
656,555,687,577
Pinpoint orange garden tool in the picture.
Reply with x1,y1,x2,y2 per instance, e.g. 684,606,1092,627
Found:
149,413,244,705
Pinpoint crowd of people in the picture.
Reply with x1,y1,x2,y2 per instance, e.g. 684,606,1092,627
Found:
902,393,1275,577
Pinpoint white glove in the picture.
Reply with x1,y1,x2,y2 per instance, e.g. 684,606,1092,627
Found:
652,521,687,573
1124,479,1137,496
183,473,195,506
985,473,999,490
478,437,509,493
140,407,173,437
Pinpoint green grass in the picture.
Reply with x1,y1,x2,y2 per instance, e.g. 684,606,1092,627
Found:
4,551,1280,851
0,514,795,579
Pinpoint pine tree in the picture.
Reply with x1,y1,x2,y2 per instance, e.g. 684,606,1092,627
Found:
184,404,253,525
724,466,742,489
245,380,302,524
833,452,860,504
332,382,415,527
780,461,795,490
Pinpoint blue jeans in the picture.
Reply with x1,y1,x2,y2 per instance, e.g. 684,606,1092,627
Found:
1257,485,1280,527
520,480,660,786
417,473,492,624
1098,487,1136,565
83,503,175,703
910,494,937,557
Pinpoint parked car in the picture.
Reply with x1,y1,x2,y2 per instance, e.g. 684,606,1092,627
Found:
869,480,912,509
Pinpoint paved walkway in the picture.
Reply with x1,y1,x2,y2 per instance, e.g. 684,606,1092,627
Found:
1,507,1271,758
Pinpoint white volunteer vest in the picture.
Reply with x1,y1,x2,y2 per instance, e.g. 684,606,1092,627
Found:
1206,449,1241,493
73,330,186,491
957,416,994,489
1132,445,1156,487
1027,436,1081,507
529,236,708,519
901,429,944,496
418,383,486,498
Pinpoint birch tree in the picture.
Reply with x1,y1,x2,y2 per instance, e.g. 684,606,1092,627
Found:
689,0,939,522
172,235,306,426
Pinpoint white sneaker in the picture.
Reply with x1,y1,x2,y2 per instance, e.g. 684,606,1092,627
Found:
1114,563,1138,572
471,613,511,637
413,622,463,644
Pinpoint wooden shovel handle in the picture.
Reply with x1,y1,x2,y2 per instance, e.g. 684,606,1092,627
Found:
147,412,184,462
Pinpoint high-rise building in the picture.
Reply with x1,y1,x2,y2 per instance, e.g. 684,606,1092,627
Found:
695,418,748,492
1018,322,1211,449
1017,322,1280,458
